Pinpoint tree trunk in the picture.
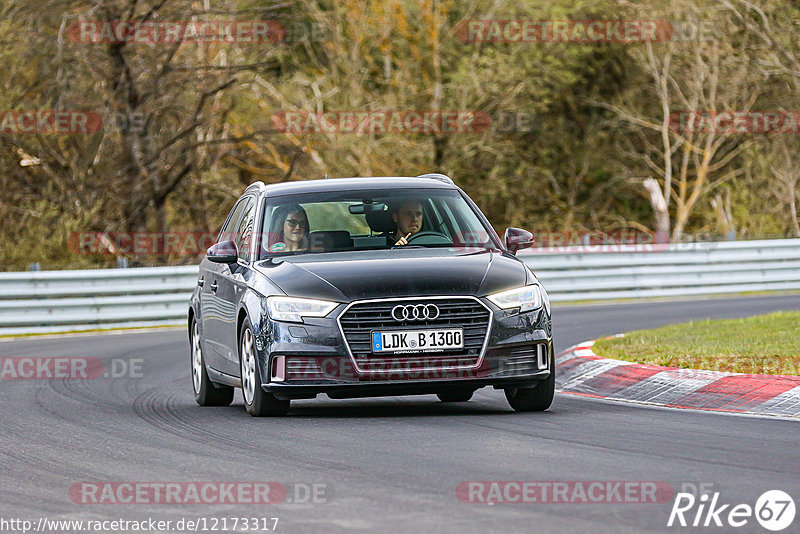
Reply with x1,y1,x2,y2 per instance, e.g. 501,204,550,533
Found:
643,177,670,241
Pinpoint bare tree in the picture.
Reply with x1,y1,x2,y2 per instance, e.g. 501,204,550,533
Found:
1,0,283,242
766,138,800,237
723,0,800,237
597,2,758,240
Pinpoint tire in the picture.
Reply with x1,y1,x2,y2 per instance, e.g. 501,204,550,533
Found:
240,318,290,417
436,390,474,402
504,349,555,412
190,316,234,407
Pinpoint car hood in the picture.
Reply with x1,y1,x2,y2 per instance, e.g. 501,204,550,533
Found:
253,249,528,302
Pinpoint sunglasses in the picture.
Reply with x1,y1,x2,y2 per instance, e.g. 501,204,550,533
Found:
285,219,307,228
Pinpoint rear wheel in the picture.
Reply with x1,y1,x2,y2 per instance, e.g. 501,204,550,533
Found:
190,317,234,406
436,390,474,402
505,349,555,412
240,319,290,417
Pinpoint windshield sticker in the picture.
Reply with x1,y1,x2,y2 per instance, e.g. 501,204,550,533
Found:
269,242,287,252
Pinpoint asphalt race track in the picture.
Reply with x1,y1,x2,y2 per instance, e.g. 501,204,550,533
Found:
1,294,799,533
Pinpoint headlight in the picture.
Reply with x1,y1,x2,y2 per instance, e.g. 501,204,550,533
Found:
266,296,338,323
487,284,544,313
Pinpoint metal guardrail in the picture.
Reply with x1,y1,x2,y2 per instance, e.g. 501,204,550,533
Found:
0,239,798,335
522,239,800,301
0,266,197,335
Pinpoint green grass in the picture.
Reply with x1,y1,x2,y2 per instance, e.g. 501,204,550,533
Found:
592,310,800,376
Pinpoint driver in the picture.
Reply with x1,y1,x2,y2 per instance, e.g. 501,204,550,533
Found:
390,198,424,246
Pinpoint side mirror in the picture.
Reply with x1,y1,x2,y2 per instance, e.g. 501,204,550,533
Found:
504,228,534,255
207,240,238,263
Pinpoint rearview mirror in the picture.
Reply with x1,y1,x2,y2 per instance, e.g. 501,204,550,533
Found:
503,228,534,255
348,202,387,214
207,240,238,263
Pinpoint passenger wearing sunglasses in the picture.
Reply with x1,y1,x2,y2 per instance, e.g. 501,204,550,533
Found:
269,203,309,252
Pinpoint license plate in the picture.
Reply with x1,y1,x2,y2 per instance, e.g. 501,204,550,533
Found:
371,329,463,353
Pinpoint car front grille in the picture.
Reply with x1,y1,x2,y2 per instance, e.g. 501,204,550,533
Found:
338,297,491,374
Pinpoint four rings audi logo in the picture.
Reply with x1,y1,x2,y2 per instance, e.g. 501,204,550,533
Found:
391,303,440,322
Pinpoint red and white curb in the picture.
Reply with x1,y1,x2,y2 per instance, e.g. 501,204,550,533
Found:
556,340,800,418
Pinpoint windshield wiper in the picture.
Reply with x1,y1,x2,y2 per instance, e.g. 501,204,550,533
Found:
259,250,311,261
460,248,497,256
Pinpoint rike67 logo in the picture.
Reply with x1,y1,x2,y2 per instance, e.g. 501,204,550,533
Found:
668,489,796,531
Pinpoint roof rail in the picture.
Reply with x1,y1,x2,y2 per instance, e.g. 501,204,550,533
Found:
244,181,266,193
416,173,454,185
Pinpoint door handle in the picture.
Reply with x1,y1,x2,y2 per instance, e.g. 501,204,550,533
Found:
210,282,218,293
198,277,204,287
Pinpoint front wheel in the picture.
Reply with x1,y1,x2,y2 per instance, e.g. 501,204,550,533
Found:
240,319,290,417
505,350,555,412
190,317,234,406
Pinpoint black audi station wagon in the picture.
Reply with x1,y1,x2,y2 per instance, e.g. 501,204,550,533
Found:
189,174,554,416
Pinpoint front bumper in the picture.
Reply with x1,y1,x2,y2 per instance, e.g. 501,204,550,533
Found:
254,300,553,400
266,373,551,400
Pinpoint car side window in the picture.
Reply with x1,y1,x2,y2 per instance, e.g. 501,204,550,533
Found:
218,198,248,244
235,198,256,262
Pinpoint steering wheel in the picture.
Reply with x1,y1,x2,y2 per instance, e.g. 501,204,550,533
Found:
404,231,452,245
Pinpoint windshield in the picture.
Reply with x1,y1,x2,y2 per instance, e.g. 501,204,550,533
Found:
256,188,499,259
